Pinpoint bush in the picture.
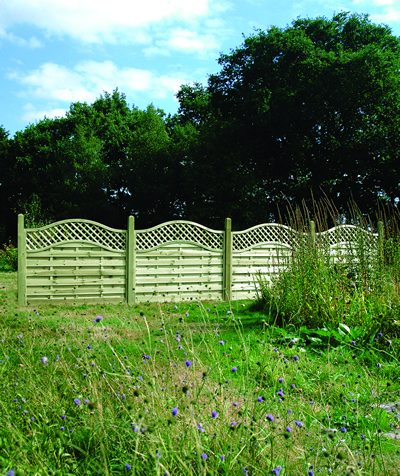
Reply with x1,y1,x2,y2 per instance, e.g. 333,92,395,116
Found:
254,197,400,337
0,242,18,271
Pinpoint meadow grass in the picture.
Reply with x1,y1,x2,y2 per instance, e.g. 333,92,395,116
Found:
1,199,400,476
0,283,399,476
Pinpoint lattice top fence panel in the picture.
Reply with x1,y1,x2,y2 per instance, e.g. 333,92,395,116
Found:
233,224,302,251
136,221,224,251
233,223,378,252
316,225,378,248
25,220,126,251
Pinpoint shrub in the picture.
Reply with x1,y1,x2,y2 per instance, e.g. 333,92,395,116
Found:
0,241,18,271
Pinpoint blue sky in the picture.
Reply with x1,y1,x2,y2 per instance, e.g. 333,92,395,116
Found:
1,0,399,137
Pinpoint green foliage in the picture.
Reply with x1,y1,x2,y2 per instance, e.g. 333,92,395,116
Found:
17,193,53,228
200,12,400,225
0,242,17,271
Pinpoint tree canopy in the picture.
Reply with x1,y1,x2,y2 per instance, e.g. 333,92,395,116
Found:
1,13,399,243
199,12,400,224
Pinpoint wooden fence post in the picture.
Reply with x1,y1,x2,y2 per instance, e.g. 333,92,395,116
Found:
18,214,27,306
223,218,232,301
126,215,135,304
377,220,384,263
309,220,316,248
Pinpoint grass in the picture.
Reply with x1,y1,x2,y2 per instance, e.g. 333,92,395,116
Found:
0,284,399,475
1,198,400,475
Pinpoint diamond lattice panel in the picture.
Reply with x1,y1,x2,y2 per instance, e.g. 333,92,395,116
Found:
316,225,378,248
26,221,126,251
233,224,302,251
136,222,223,251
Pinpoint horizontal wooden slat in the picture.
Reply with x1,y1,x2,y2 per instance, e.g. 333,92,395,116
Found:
135,281,222,292
27,276,125,286
27,287,125,296
27,268,126,277
26,258,125,267
136,276,222,286
27,297,125,304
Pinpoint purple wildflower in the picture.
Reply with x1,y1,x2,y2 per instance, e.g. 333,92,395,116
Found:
271,466,282,476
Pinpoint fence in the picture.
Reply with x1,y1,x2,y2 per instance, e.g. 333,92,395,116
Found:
17,214,384,305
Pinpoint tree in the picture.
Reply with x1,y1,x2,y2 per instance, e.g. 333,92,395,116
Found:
0,125,14,243
186,12,400,226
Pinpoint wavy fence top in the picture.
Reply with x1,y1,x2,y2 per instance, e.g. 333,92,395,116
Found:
232,223,378,251
23,218,379,252
315,224,378,246
25,219,126,251
233,223,299,251
135,221,224,251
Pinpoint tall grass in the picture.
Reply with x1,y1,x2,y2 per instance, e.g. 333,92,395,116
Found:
255,197,400,339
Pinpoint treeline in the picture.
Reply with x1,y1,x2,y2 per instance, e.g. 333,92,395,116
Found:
1,12,400,243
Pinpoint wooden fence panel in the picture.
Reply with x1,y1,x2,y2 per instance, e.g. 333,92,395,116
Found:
135,243,223,302
134,221,224,302
26,243,126,302
232,244,293,300
17,215,383,305
20,216,126,304
231,223,297,300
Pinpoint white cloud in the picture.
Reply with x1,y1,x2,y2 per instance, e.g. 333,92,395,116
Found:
0,28,42,48
167,29,219,53
353,0,394,5
8,60,187,108
143,46,172,57
21,103,67,122
352,0,400,24
11,63,95,102
0,0,215,43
